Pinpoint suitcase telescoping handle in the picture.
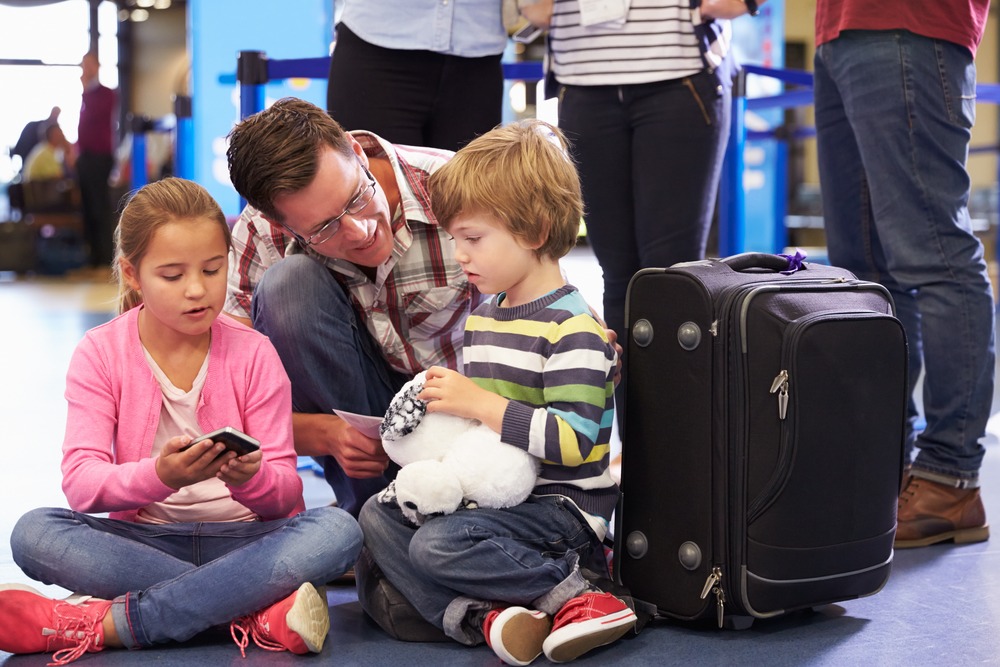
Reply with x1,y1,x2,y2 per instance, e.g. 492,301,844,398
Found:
721,251,806,274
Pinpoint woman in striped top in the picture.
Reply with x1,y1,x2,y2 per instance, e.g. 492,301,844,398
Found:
524,0,762,404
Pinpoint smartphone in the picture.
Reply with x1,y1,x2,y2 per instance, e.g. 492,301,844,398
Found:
190,427,261,457
512,22,544,44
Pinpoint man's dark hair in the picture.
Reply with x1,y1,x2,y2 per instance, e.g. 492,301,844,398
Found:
226,97,355,222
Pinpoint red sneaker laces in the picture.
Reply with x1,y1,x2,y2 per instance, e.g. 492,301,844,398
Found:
229,612,286,658
46,604,104,666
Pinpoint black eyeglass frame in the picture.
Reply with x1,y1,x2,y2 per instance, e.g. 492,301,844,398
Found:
283,161,377,247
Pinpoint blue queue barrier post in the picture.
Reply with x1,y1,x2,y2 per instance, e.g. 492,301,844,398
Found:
237,50,268,120
173,94,194,181
129,114,153,191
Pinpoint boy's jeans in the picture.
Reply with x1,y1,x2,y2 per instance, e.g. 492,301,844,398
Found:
359,495,605,645
814,29,996,483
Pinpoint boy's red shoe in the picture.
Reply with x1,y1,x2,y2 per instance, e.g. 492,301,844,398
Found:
0,586,111,665
230,582,330,657
483,606,552,666
541,591,637,663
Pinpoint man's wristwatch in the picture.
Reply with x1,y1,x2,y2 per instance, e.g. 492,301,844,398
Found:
744,0,760,16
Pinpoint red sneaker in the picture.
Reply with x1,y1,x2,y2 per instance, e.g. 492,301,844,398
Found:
483,606,552,666
230,582,329,657
541,592,637,663
0,586,111,665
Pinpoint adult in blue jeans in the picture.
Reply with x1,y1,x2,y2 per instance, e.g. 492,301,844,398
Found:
224,98,483,517
814,0,995,548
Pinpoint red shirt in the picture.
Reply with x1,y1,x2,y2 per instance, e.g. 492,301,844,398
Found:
816,0,990,57
78,83,116,155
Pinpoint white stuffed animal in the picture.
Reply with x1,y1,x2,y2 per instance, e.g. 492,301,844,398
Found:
378,371,540,525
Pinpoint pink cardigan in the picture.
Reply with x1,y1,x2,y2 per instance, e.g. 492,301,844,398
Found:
61,307,305,522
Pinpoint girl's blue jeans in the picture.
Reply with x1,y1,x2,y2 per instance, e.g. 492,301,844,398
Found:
11,506,362,648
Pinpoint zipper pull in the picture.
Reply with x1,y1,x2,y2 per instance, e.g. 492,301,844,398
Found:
699,566,726,628
770,370,789,420
714,579,726,628
699,568,720,600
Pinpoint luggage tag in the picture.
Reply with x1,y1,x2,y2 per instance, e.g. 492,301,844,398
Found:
578,0,629,28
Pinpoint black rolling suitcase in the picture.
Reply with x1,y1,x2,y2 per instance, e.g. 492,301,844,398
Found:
614,253,907,628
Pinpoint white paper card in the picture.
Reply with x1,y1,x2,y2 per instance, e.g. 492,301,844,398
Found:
578,0,628,27
334,409,384,439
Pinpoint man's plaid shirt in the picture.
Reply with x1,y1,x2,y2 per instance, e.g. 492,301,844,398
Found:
225,131,483,376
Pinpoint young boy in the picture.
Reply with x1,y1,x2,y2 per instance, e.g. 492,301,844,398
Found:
358,120,636,666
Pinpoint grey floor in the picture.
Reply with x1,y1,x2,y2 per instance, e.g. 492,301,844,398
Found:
2,245,1000,665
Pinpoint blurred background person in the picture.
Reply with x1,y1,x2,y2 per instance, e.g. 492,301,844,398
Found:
11,106,60,177
23,122,72,183
76,50,117,269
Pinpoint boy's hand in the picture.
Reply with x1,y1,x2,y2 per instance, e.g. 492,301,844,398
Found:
420,366,508,434
217,449,263,487
156,435,235,490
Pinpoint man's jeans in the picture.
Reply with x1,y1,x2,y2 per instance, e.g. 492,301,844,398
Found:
11,506,361,648
814,30,996,483
359,495,605,645
252,255,410,515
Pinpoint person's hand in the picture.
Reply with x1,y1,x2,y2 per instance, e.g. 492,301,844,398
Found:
520,0,554,27
330,417,391,478
155,435,235,490
586,305,624,388
701,0,763,20
420,366,508,432
217,449,262,487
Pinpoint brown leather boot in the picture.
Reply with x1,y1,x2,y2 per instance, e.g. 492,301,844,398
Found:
895,476,990,548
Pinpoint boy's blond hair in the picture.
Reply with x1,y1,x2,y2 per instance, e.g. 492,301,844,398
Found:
429,120,583,260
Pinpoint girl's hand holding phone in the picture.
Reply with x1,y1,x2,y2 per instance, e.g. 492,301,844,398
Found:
156,435,235,490
216,449,262,487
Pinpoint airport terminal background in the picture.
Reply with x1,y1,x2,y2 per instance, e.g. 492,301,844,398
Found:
3,0,1000,664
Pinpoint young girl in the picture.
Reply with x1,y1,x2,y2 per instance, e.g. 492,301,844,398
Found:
0,178,361,664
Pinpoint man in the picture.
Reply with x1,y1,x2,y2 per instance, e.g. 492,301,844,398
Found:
814,0,995,547
12,106,60,174
225,98,482,516
23,123,70,182
77,51,117,268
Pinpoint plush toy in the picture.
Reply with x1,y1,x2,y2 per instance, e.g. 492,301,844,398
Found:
378,371,540,525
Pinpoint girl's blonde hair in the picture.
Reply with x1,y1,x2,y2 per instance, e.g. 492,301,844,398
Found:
429,119,583,260
113,178,230,314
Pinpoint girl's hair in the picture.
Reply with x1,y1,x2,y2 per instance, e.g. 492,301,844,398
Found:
429,119,583,260
113,178,230,314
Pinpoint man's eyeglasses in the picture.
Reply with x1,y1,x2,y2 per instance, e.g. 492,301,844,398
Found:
288,162,377,247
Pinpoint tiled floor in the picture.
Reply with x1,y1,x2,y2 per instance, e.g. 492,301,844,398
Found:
2,246,1000,665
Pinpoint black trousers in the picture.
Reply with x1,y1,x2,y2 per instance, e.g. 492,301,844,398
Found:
75,152,115,266
327,24,503,152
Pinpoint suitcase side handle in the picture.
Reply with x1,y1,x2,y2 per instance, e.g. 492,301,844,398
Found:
721,252,805,274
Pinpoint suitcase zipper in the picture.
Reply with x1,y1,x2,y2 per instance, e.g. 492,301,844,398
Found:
769,370,789,420
699,566,726,628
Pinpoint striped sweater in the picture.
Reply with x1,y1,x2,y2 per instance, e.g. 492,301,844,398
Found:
547,0,736,88
463,284,619,522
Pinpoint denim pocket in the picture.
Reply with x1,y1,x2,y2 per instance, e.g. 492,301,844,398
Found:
935,39,976,129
